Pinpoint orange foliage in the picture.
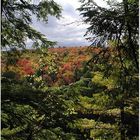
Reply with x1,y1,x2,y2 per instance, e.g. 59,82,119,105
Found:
10,46,101,85
17,58,35,75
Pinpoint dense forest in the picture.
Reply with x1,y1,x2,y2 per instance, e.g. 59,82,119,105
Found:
1,0,139,140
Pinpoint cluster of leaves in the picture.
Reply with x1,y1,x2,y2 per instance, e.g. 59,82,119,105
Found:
1,76,75,140
17,58,35,75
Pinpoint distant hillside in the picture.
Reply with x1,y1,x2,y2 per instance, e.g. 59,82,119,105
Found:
2,46,100,86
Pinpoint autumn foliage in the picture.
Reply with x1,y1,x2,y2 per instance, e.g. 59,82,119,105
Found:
2,46,100,85
17,58,35,75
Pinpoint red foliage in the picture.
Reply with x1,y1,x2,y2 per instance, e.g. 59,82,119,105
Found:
62,63,72,71
63,76,73,84
43,66,48,71
17,59,35,75
15,47,101,85
73,61,81,69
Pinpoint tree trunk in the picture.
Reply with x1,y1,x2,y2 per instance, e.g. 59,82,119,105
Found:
120,103,125,140
123,0,138,70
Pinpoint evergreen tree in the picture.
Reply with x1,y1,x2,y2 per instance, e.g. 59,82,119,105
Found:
2,0,62,49
77,0,139,139
1,1,71,140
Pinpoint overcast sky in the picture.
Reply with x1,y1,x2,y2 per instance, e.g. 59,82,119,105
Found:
29,0,117,47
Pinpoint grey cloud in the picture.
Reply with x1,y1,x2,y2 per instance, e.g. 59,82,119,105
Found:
31,19,90,46
63,3,79,18
28,1,90,47
46,16,59,28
